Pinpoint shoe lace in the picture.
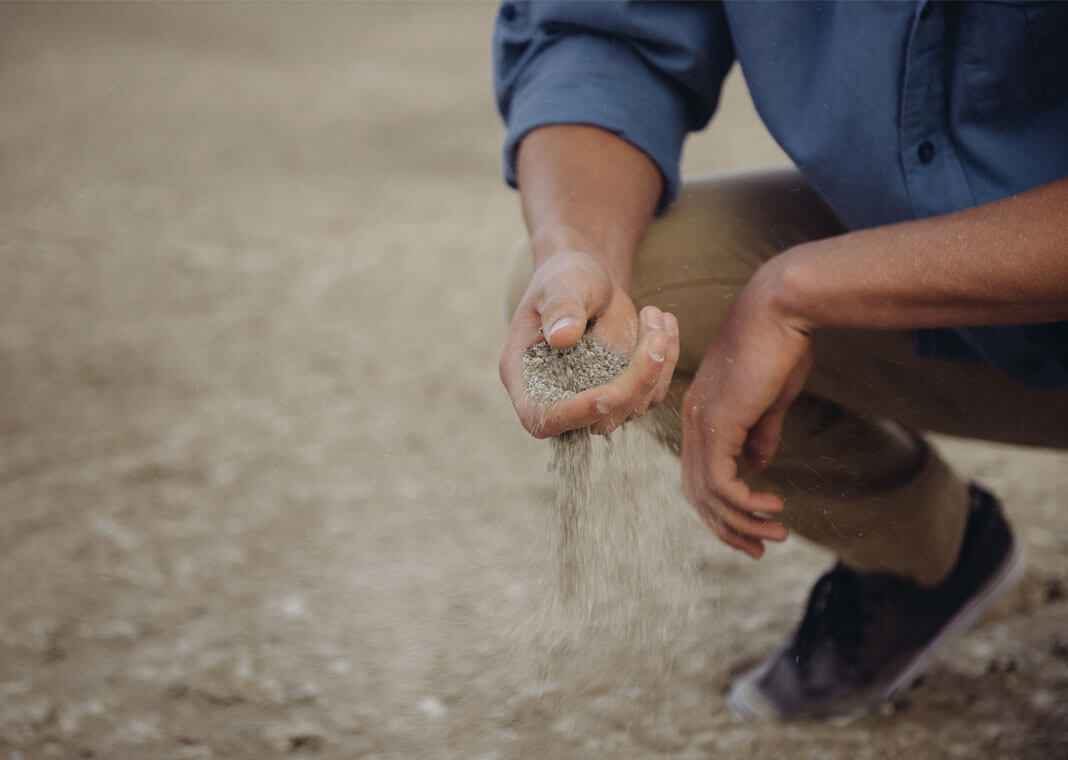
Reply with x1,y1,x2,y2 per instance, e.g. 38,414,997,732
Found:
793,565,874,668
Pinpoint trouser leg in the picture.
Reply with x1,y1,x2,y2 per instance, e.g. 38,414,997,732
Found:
504,168,1068,587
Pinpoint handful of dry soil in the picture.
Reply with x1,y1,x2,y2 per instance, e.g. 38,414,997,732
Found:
522,335,629,403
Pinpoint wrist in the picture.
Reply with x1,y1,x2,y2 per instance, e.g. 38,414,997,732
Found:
751,246,820,335
529,233,633,292
529,225,598,265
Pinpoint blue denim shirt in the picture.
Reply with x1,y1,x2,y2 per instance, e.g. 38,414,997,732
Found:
493,0,1068,390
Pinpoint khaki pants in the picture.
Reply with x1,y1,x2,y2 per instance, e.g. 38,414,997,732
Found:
505,169,1068,587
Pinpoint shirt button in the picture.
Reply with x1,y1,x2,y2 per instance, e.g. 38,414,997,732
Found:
917,141,935,164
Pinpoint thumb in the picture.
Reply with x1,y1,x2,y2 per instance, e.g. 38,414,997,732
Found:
743,408,786,472
540,295,588,349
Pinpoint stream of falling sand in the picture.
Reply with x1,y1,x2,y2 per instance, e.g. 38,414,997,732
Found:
522,337,706,682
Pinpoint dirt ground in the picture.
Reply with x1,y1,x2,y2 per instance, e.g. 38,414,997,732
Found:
2,3,1068,759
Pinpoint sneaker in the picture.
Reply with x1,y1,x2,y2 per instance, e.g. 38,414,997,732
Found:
727,484,1025,721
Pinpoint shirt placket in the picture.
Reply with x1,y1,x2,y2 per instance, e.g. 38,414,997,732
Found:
899,1,975,219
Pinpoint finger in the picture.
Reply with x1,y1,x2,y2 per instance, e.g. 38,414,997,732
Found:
688,455,788,542
515,383,624,438
639,304,666,334
702,499,789,542
648,311,680,407
589,326,666,434
712,466,787,518
623,307,675,420
698,513,766,559
682,462,767,558
743,407,787,472
498,310,546,405
705,428,787,516
539,293,589,349
743,347,813,471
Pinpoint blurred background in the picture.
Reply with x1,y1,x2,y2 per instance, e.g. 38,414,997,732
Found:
2,3,1067,758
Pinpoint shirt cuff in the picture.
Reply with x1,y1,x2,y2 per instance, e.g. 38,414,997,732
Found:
500,34,691,213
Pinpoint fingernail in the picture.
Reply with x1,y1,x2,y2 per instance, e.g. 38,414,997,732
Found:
595,394,617,414
665,314,678,337
649,335,667,362
645,309,664,331
548,317,581,339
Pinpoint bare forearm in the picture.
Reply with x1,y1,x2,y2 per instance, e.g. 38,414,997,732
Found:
769,176,1068,331
516,125,662,288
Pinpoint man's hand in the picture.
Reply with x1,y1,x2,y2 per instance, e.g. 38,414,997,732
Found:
505,125,668,437
500,249,679,437
681,262,814,558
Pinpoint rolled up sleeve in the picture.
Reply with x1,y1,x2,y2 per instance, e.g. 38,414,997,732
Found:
492,0,734,211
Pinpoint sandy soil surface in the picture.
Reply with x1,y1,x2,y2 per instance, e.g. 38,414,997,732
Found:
2,4,1067,759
